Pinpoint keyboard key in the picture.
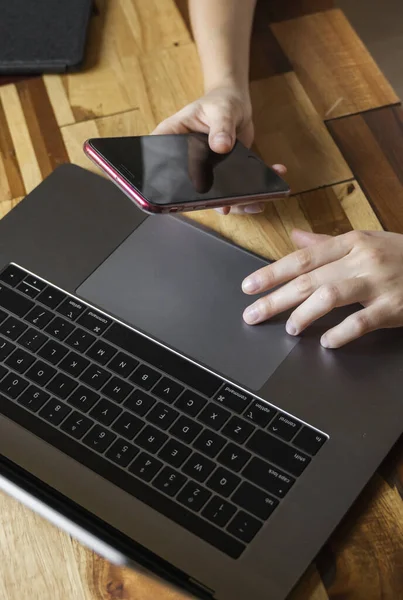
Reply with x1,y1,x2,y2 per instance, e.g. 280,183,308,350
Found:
227,511,262,543
193,429,226,458
158,439,191,468
129,452,163,482
246,430,311,477
59,352,90,377
39,398,71,426
77,309,111,335
268,413,302,442
17,282,40,299
57,298,86,321
222,416,255,444
37,287,66,309
18,328,47,352
0,337,15,360
207,467,240,498
68,385,99,412
66,328,95,352
102,376,133,403
0,316,27,341
0,365,7,380
25,306,53,329
213,384,252,414
5,348,35,373
18,385,49,412
242,458,295,498
177,481,211,512
218,443,251,473
0,309,6,324
125,389,155,416
146,402,179,430
170,415,202,443
0,372,28,399
83,424,116,453
106,438,139,468
293,426,327,456
38,340,69,365
153,466,187,497
47,373,77,400
244,400,276,427
175,389,207,417
86,339,116,365
25,360,56,386
232,482,278,520
61,411,94,439
153,377,184,404
129,364,160,390
198,404,230,431
182,452,215,483
45,316,74,341
135,425,168,454
108,352,138,378
0,284,33,317
90,398,122,426
24,275,46,292
202,497,237,528
104,322,222,397
0,265,25,287
112,411,144,440
80,364,110,390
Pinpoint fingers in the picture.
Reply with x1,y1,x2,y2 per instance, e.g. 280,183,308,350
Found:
291,229,330,248
242,234,354,295
285,277,368,336
208,108,237,154
320,305,383,349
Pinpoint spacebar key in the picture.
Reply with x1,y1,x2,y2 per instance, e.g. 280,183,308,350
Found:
0,283,34,317
246,430,310,476
104,322,222,397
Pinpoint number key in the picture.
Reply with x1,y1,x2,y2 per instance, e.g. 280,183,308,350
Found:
61,411,93,439
39,398,71,426
0,372,28,398
83,425,116,453
106,438,139,467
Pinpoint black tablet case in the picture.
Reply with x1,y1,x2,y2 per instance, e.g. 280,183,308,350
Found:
0,0,93,74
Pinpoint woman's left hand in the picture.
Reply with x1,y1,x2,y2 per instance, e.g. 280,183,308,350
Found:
242,229,403,348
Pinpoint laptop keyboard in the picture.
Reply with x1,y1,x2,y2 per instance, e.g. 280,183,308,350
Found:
0,264,328,558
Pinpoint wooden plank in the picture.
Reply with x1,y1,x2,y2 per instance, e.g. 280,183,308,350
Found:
250,73,353,194
272,10,400,119
0,96,25,202
328,106,403,233
61,110,149,172
255,0,334,23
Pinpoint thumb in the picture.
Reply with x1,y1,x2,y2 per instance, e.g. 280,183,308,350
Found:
208,108,237,154
291,228,331,248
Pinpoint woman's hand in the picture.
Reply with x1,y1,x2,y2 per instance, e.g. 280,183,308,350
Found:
242,229,403,348
153,83,285,214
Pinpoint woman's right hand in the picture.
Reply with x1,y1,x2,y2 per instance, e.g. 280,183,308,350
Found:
152,83,273,215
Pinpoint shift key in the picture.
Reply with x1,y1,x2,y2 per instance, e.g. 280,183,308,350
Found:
0,284,34,317
246,430,310,476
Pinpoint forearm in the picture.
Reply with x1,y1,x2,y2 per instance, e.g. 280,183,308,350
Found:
189,0,257,93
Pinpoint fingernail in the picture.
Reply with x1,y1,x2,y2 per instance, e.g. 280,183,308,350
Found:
244,203,264,214
321,335,330,348
242,277,259,293
286,321,297,336
243,305,260,324
213,132,232,147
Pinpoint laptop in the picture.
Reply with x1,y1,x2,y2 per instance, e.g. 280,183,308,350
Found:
0,164,402,600
0,0,92,74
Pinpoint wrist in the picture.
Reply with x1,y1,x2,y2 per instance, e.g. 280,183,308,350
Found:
204,73,250,99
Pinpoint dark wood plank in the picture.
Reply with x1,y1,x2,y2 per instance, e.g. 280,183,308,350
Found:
297,186,353,236
255,0,334,24
0,96,25,199
328,106,403,234
0,75,36,88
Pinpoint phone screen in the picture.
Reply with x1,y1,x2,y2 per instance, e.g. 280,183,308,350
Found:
89,134,289,207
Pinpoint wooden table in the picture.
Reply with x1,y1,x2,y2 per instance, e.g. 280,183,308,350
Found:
1,1,403,598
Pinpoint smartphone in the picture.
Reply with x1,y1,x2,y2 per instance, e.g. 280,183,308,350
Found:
83,133,290,214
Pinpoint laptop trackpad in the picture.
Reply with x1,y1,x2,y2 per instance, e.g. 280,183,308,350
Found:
77,217,299,391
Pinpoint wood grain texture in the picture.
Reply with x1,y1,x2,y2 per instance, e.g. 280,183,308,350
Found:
255,0,334,23
272,10,400,119
328,106,403,233
250,72,353,194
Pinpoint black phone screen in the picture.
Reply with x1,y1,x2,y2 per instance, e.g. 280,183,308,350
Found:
89,133,289,206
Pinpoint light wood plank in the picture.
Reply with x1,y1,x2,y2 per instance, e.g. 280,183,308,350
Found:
250,72,353,193
43,75,75,127
272,9,399,119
